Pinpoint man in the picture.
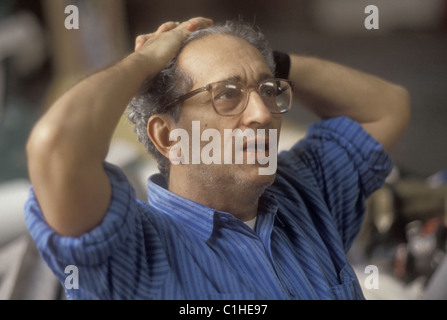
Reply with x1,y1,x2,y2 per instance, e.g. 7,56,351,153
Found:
25,17,410,299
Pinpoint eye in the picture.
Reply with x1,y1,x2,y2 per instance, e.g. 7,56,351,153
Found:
260,82,277,98
214,84,243,101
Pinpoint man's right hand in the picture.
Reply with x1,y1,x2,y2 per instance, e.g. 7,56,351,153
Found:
133,17,213,78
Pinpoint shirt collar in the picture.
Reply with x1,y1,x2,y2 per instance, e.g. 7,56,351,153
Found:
147,173,281,242
148,174,216,242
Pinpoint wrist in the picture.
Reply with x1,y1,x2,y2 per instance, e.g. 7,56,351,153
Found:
124,51,159,82
273,51,291,79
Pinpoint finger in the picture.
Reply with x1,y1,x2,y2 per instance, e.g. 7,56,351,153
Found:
185,17,213,31
134,34,150,51
134,17,212,52
173,17,213,33
156,21,180,33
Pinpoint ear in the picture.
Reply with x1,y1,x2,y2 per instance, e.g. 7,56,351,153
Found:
147,114,176,159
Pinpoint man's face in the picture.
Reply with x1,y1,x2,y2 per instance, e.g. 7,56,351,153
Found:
171,34,282,190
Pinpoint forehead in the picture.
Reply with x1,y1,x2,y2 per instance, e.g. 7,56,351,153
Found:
177,34,273,86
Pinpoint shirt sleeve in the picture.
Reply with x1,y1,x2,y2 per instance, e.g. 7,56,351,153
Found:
24,162,140,268
278,116,393,249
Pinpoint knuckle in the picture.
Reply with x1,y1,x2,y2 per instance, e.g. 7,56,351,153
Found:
135,35,146,41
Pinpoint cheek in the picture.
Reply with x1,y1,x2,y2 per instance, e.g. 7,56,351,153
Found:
273,116,282,130
178,103,219,125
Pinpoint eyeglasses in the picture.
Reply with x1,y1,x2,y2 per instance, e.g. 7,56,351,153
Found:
164,78,294,116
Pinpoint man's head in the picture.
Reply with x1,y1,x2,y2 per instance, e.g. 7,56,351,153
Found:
127,20,290,194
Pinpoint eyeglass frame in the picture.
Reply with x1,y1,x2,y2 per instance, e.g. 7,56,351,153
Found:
163,77,294,116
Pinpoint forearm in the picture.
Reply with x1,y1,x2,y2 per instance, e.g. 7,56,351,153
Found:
288,54,410,151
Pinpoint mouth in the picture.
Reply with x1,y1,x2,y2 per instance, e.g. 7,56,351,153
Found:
242,137,270,156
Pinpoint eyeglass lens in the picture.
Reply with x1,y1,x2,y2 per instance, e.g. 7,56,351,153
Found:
211,80,292,116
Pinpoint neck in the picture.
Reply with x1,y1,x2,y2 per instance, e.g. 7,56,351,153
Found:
168,168,268,221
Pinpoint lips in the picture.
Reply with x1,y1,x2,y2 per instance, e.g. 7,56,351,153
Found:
242,137,269,154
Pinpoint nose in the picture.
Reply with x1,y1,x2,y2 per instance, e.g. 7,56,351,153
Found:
241,90,273,127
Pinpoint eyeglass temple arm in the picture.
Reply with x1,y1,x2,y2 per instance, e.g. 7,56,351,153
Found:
164,85,210,108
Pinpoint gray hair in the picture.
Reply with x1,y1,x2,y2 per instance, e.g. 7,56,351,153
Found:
126,20,276,179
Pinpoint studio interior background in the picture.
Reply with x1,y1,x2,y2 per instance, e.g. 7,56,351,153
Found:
0,0,446,300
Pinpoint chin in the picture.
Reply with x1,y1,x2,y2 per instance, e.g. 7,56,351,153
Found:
234,166,276,189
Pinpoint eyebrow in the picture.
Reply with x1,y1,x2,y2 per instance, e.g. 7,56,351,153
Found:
218,73,274,84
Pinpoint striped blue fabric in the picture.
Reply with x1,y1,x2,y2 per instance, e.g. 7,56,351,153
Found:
24,116,393,300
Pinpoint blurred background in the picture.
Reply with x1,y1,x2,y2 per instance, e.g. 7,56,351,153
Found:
0,0,446,300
